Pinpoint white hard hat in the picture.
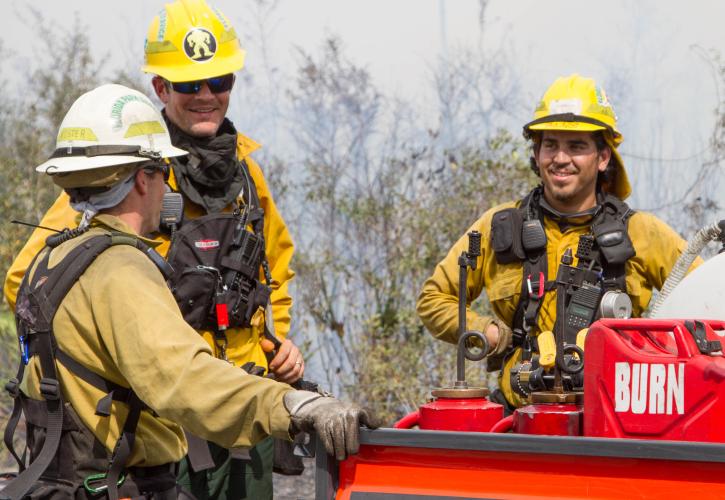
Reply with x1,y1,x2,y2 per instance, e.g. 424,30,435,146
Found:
36,83,186,174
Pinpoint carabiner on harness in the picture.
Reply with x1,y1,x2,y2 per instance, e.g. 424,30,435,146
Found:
526,272,545,299
83,472,126,494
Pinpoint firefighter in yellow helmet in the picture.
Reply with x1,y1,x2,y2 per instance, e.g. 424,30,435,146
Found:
417,74,699,410
1,84,377,500
4,1,301,498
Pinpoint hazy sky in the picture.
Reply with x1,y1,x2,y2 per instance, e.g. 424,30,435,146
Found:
2,0,724,212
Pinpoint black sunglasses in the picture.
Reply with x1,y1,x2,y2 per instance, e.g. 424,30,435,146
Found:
169,74,235,95
143,162,171,182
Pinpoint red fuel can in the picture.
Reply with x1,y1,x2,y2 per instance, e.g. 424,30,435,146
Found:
584,318,725,441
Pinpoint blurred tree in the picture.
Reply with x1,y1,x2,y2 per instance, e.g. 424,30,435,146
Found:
0,11,107,469
0,11,105,294
288,37,536,422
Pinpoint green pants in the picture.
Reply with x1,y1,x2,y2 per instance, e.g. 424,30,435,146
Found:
177,437,274,500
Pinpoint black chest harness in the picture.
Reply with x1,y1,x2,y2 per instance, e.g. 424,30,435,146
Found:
164,159,272,361
2,232,175,500
157,158,276,474
490,186,636,350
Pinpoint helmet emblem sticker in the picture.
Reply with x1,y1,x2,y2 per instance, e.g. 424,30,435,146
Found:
595,86,611,107
183,28,217,62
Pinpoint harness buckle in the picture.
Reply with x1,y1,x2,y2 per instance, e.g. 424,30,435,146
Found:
512,328,526,348
39,378,60,400
5,377,20,398
526,272,545,299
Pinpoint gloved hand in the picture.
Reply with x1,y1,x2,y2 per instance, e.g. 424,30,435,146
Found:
283,390,380,461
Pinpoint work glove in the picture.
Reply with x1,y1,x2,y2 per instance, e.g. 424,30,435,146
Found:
283,390,380,461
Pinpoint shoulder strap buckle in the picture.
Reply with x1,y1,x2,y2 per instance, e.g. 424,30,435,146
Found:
39,378,60,400
5,377,20,398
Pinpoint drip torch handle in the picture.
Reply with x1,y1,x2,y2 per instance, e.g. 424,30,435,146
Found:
455,231,486,388
458,231,482,339
468,230,481,262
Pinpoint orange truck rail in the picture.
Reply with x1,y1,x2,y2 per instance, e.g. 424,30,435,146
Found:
314,428,725,499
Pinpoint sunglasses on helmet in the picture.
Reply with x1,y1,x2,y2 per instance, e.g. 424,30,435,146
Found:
169,74,235,95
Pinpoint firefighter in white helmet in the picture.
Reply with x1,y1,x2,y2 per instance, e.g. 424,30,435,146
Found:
4,1,304,497
1,84,377,500
417,74,700,410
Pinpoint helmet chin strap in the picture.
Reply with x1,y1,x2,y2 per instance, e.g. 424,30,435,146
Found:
77,209,98,231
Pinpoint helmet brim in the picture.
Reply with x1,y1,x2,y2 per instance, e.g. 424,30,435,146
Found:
526,121,608,134
142,51,245,83
36,145,187,173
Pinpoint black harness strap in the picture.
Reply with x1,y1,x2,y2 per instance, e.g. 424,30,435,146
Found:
54,349,140,417
508,189,634,351
2,238,103,500
594,197,635,294
0,328,64,500
105,391,145,500
183,431,215,472
2,250,45,473
2,232,164,500
511,189,549,349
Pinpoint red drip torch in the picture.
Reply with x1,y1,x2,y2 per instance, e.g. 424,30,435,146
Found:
395,231,504,431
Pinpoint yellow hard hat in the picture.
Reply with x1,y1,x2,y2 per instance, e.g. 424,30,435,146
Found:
523,74,631,200
142,0,246,82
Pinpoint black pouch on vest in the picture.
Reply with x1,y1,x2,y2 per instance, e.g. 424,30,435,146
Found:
491,208,525,264
593,219,636,265
173,266,219,329
521,219,547,252
166,213,263,330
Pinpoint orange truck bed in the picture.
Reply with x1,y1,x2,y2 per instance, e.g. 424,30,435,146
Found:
314,428,725,499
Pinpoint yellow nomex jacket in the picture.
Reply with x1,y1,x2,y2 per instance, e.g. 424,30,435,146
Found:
417,199,697,407
18,214,293,466
5,134,294,370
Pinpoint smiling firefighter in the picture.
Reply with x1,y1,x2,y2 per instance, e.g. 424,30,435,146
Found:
417,74,700,411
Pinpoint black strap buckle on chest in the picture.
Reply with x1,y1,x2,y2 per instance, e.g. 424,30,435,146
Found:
2,232,161,500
